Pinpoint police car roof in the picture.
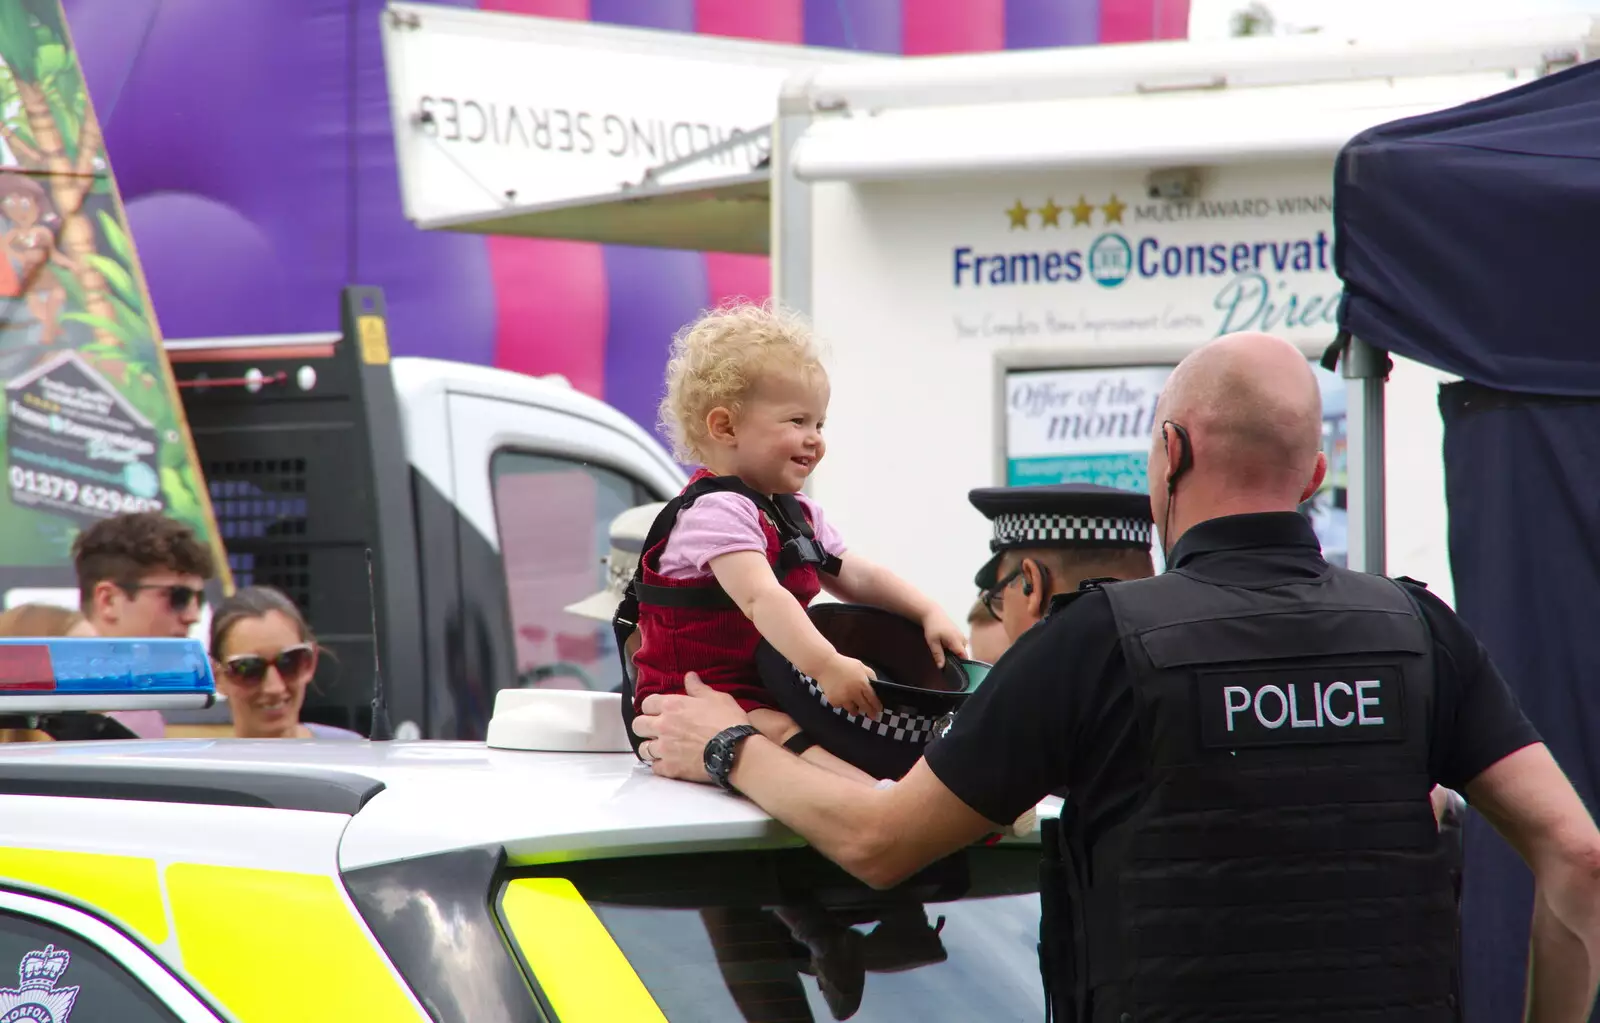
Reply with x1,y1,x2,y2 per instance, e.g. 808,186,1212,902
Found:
0,740,797,870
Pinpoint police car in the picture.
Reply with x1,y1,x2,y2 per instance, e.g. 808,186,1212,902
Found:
0,638,1049,1022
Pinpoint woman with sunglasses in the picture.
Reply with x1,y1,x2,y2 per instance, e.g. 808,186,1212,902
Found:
209,587,361,739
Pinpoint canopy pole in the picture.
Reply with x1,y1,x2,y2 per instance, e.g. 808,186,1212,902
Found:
1340,334,1389,575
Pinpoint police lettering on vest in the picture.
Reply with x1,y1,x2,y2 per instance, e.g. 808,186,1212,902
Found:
1198,665,1406,749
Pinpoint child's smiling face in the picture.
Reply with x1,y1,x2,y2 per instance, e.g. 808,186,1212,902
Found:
719,370,829,495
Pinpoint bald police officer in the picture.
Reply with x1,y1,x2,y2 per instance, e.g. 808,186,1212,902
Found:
634,331,1600,1022
969,483,1155,652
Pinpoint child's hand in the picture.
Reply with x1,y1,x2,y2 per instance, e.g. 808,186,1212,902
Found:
921,609,970,668
815,655,884,719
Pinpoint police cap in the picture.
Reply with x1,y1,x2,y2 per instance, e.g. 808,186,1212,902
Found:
970,483,1153,590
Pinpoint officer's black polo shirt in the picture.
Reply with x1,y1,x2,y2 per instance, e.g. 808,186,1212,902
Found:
925,511,1544,834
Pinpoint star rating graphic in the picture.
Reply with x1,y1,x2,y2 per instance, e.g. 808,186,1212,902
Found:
1006,199,1030,229
1003,193,1130,229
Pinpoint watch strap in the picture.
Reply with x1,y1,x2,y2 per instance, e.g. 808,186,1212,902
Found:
782,730,817,756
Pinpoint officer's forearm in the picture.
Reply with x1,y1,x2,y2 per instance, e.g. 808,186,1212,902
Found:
727,734,899,883
728,745,997,890
1524,884,1600,1022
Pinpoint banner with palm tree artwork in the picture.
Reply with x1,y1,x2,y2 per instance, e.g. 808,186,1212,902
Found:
0,0,223,593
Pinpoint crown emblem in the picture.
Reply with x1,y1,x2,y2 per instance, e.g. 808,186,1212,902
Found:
19,945,69,991
0,944,79,1022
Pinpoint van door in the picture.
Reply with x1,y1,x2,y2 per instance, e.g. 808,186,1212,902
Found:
433,391,680,739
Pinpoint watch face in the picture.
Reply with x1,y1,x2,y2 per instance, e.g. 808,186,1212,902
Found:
705,727,753,790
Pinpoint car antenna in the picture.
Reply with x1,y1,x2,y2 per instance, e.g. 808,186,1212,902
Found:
365,548,393,741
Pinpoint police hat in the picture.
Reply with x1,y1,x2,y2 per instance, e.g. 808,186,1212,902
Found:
970,483,1153,590
756,603,986,780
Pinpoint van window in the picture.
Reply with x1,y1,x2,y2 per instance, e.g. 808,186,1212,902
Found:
502,845,1045,1022
490,451,653,693
0,912,188,1022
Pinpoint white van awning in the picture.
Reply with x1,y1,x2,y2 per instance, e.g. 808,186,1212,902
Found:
790,70,1535,183
416,171,770,254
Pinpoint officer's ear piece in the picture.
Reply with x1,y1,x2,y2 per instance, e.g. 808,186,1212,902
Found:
1162,421,1193,487
1021,559,1050,602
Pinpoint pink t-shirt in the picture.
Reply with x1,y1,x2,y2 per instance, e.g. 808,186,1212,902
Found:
657,491,846,579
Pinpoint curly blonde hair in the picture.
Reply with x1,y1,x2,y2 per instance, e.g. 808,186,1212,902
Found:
658,300,826,463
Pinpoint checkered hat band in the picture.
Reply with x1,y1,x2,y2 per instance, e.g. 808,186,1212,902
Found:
992,513,1150,548
795,672,943,743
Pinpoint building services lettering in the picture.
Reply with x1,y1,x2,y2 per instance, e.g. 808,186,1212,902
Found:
415,95,767,169
1198,666,1406,749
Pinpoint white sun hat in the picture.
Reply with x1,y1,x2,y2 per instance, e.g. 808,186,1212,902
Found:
564,502,669,623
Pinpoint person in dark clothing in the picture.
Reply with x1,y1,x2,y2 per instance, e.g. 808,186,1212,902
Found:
634,331,1600,1022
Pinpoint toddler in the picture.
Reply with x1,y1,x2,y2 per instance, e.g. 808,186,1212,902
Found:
629,302,967,782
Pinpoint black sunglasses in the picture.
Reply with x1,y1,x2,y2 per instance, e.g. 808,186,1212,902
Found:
120,582,206,613
223,644,315,685
982,559,1055,619
981,566,1025,618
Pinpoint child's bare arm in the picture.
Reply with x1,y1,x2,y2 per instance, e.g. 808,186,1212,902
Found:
824,553,932,620
711,551,883,718
825,554,970,665
711,551,838,677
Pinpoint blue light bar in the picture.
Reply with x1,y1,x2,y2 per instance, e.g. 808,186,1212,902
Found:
0,638,215,714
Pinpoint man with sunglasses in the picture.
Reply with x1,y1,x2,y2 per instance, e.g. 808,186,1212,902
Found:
969,482,1155,654
72,511,216,738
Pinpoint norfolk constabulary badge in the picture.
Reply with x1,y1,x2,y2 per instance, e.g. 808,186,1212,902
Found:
0,944,79,1022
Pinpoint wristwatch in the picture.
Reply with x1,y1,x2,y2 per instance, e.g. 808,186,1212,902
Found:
704,724,760,792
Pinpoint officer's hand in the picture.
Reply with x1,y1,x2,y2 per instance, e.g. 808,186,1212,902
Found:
634,673,749,783
920,609,970,668
816,655,884,720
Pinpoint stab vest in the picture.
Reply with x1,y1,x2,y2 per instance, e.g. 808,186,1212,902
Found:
612,471,839,757
1058,564,1457,1023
